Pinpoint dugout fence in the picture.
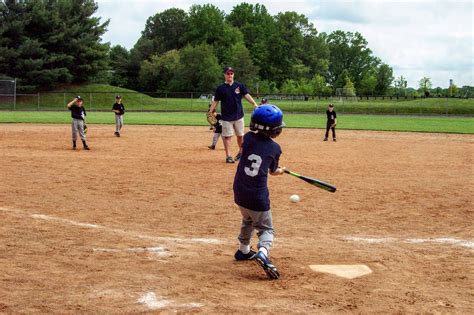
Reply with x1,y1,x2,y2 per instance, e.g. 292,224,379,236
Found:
0,91,472,116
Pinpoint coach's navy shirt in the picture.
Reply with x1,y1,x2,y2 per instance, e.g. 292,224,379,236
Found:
214,81,249,121
233,132,282,212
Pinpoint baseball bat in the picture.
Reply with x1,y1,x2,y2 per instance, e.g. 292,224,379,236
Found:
284,169,336,193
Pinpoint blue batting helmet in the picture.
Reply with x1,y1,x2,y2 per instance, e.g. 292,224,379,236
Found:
249,104,285,138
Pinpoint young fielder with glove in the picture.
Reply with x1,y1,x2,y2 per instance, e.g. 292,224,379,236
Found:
112,95,125,137
233,104,286,280
324,103,337,142
67,96,90,150
208,108,223,150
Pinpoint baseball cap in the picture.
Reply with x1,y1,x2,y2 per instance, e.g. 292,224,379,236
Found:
76,95,83,100
328,103,334,107
115,95,122,99
223,66,234,74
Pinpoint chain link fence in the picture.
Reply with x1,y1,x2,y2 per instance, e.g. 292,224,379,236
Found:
0,91,472,116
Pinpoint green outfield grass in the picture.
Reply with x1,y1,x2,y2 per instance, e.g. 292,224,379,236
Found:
1,111,473,134
3,83,474,115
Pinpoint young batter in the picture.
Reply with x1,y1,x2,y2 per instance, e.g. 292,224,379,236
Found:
233,104,286,280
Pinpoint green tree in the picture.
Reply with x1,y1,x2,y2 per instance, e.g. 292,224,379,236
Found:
226,3,276,77
182,4,244,63
222,42,259,88
375,63,394,95
448,83,458,97
109,45,130,87
139,49,180,92
343,77,356,96
0,0,109,91
169,43,221,92
394,75,408,96
359,69,377,95
142,8,188,55
418,77,432,96
255,80,279,95
280,79,298,94
310,74,331,95
326,31,379,90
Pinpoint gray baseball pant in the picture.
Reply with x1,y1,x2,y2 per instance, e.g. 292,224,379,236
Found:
237,205,274,252
115,115,123,132
72,118,86,141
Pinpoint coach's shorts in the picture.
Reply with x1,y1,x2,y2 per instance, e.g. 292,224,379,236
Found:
222,118,244,137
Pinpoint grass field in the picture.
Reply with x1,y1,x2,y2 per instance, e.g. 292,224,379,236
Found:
1,111,473,134
3,84,474,115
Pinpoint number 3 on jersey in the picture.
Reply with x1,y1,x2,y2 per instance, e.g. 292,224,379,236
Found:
244,154,262,177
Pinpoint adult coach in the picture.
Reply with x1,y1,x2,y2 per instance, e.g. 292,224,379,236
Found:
209,67,258,163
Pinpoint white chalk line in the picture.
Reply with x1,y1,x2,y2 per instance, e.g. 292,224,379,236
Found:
0,206,226,246
343,236,474,249
93,247,172,257
138,292,204,310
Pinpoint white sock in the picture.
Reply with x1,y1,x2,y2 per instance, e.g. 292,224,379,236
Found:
259,247,268,257
239,244,250,254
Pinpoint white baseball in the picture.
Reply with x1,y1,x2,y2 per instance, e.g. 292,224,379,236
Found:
289,194,300,203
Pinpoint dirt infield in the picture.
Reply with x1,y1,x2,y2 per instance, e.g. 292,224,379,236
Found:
0,124,472,313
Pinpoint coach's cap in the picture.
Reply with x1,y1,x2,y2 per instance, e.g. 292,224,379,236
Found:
76,95,83,100
328,103,334,107
223,66,234,74
115,95,122,99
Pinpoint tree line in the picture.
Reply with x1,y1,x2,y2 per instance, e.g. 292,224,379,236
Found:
1,1,471,97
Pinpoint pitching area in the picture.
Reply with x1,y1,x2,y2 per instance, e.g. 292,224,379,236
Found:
0,124,472,313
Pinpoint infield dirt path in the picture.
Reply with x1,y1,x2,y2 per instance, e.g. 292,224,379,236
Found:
0,124,472,313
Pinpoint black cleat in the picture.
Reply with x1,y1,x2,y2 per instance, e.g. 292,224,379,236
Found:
226,156,235,163
208,145,215,150
234,152,242,161
323,137,328,141
234,249,256,261
254,251,280,280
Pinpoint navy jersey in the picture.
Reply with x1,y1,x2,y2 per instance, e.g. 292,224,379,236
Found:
326,110,337,122
112,102,125,115
69,105,86,120
233,132,282,212
214,81,249,121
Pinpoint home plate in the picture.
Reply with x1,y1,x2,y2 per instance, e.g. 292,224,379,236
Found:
309,264,372,279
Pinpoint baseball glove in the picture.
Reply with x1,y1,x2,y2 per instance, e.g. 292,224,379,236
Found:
206,111,217,125
330,123,336,128
84,124,88,134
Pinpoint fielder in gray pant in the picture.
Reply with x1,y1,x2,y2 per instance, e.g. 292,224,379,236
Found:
67,96,89,150
72,118,86,142
115,114,123,133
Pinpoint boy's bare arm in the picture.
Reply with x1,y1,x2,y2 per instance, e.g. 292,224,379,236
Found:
270,166,285,176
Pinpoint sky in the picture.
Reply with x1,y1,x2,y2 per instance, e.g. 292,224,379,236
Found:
95,0,473,89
